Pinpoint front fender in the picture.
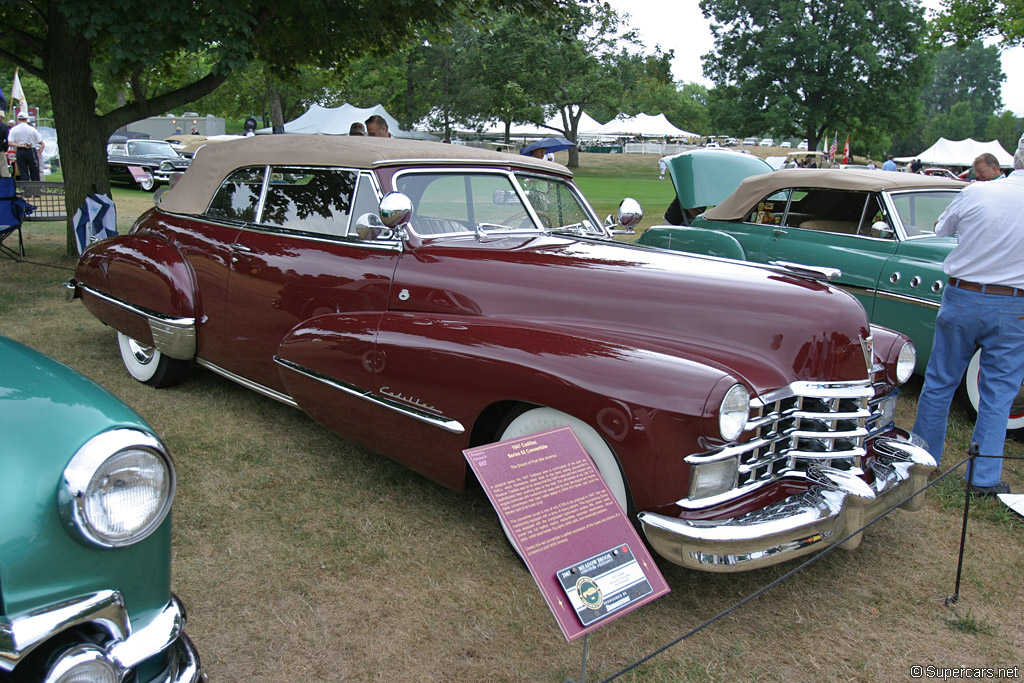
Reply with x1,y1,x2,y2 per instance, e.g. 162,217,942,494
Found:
638,225,746,260
74,234,197,358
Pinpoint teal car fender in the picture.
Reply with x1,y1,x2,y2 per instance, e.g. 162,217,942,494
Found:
0,336,201,681
638,224,746,260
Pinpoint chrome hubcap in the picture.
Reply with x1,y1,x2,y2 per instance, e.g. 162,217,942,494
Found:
128,338,156,365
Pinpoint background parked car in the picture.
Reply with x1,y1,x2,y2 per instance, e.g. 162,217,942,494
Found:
0,335,202,682
107,138,191,191
639,149,1024,433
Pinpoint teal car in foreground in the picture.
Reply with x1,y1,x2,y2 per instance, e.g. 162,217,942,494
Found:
638,149,1024,434
0,336,202,682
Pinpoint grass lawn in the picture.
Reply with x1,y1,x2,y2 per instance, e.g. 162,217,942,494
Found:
3,156,1023,682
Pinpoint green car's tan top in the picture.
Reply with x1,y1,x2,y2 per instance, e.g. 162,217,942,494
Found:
704,168,965,221
159,135,567,216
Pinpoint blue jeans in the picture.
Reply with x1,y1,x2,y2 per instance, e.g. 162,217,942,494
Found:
912,284,1024,486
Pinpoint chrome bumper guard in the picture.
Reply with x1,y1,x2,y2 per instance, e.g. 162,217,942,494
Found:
637,436,936,572
0,590,203,682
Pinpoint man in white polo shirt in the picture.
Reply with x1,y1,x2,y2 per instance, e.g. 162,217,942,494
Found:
912,138,1024,496
8,111,43,181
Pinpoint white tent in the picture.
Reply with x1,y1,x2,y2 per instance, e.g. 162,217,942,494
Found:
595,113,698,138
477,111,606,138
259,103,437,140
895,137,1014,168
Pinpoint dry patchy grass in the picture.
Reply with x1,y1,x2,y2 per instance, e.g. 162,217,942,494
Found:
2,182,1022,682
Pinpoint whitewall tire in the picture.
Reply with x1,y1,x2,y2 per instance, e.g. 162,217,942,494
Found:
962,348,1024,434
117,332,187,387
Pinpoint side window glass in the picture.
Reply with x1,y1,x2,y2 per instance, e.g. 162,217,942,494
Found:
350,173,387,239
259,167,357,237
207,166,266,222
747,189,789,225
782,188,867,235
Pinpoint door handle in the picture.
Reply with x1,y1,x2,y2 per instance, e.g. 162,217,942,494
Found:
772,229,787,236
230,243,252,252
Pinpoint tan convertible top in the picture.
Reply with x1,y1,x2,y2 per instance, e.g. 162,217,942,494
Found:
703,168,964,221
159,134,567,215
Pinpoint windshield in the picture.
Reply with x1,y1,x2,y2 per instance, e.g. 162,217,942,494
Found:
393,170,597,237
888,190,960,237
125,141,179,158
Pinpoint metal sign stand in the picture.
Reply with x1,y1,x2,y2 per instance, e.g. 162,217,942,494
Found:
565,633,590,683
946,443,977,606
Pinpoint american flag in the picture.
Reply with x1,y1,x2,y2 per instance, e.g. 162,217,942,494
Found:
829,132,838,161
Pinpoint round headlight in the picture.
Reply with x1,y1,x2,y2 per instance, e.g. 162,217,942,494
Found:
159,160,174,171
46,645,119,683
719,383,750,441
896,341,916,384
60,429,175,548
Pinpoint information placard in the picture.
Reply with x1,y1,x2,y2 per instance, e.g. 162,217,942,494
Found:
464,426,669,641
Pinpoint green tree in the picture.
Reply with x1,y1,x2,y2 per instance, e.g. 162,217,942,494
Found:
0,0,570,255
925,42,1004,137
985,110,1023,153
933,0,1024,47
523,3,639,167
700,0,931,153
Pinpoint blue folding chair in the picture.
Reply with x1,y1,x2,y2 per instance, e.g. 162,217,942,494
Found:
0,177,34,261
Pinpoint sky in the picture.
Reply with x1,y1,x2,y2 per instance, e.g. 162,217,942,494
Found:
606,0,1024,119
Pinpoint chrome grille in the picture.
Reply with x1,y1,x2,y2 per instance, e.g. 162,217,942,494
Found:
684,379,892,507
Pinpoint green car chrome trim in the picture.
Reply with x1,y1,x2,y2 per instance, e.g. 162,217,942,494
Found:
873,289,941,310
274,356,466,434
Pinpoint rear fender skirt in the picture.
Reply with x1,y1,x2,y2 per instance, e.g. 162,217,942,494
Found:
74,234,197,359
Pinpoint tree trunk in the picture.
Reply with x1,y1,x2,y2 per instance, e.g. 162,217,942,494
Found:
269,87,285,133
45,6,109,256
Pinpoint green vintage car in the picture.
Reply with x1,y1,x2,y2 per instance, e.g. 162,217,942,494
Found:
0,336,202,682
638,149,1024,434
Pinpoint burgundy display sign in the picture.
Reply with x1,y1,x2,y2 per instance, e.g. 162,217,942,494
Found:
464,426,669,641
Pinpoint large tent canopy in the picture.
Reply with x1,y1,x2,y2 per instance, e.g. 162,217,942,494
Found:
896,137,1014,168
259,103,437,140
595,112,699,138
476,111,606,138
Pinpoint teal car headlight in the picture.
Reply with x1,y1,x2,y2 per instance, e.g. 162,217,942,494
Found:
59,429,176,548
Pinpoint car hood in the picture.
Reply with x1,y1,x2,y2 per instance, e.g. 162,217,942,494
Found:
389,235,876,395
667,149,773,210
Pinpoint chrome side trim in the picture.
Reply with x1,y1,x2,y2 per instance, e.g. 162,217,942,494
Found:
76,282,196,360
194,359,298,407
873,289,941,310
274,356,466,434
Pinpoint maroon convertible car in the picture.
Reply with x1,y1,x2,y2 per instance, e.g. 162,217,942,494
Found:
68,136,934,571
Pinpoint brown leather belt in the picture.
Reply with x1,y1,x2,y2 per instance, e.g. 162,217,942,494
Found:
948,277,1024,297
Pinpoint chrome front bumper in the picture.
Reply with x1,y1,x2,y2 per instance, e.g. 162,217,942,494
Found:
0,590,203,682
638,436,936,572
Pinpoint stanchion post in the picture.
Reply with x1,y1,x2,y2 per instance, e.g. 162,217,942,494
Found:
565,633,590,683
946,442,978,606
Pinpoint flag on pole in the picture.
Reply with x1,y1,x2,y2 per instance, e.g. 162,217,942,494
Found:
11,68,27,116
842,136,851,164
829,132,838,161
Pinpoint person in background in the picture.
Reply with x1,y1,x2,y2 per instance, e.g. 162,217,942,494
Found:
882,155,897,171
866,159,877,169
971,152,1002,181
365,115,391,138
9,111,43,181
242,117,258,137
910,158,923,173
348,121,366,136
658,156,668,180
0,112,8,178
911,140,1024,497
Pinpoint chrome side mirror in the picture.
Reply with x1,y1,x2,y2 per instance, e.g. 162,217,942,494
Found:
379,192,413,228
871,220,894,238
613,197,643,234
